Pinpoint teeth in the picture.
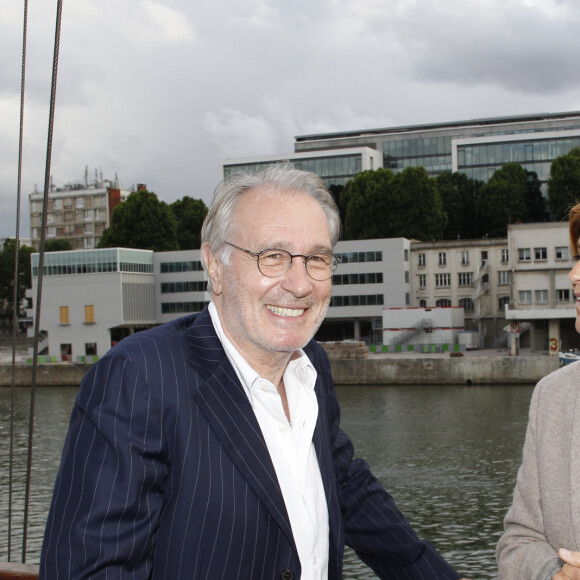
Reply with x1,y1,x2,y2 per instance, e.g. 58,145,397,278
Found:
267,305,304,317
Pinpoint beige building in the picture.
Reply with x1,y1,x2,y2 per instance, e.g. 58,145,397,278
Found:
29,178,132,250
410,237,509,348
505,222,576,352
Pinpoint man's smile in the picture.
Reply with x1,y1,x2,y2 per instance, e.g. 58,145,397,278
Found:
266,304,306,317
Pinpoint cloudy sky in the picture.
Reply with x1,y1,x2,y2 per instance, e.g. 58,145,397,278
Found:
2,0,580,238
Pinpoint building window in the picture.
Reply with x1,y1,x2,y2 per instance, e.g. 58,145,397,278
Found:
418,274,426,288
498,271,511,285
60,343,72,356
405,271,410,283
461,251,469,265
85,343,97,356
534,247,547,261
329,294,385,307
438,252,446,266
436,298,451,307
458,272,473,286
84,305,95,324
501,249,509,263
47,227,56,238
334,251,383,264
418,253,426,267
59,306,70,324
481,250,488,264
518,290,532,304
535,290,548,303
435,273,451,287
84,237,95,249
332,272,383,286
557,289,571,302
499,296,510,311
84,209,94,221
556,246,569,260
518,248,531,261
404,249,409,262
76,197,85,208
459,297,474,312
419,299,427,307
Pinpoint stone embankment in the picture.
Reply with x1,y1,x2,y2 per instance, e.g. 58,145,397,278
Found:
0,342,561,386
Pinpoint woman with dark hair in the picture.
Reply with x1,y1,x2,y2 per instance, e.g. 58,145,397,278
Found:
497,203,580,580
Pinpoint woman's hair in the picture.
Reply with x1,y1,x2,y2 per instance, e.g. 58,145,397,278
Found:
570,203,580,255
201,162,341,264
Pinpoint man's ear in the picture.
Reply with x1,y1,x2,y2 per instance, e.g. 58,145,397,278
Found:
202,243,223,295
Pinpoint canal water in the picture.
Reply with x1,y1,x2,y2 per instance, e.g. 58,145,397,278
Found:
0,383,533,579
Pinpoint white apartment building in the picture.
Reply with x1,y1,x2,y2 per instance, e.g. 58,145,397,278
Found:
505,222,577,352
29,179,131,251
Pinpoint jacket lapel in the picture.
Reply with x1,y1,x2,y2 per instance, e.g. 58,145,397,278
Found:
185,307,296,552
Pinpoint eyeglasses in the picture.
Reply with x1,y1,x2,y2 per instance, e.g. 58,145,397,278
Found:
225,242,339,281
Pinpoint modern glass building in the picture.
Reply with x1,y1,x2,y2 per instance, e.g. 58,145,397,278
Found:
293,111,580,191
219,147,382,188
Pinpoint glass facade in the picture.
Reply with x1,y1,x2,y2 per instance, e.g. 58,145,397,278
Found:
458,135,580,184
223,154,363,187
383,136,455,175
32,248,154,276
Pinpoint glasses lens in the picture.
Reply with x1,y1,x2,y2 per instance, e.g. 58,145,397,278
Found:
306,254,336,281
258,250,291,277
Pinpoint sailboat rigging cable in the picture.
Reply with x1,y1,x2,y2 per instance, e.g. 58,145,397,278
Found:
7,0,65,564
8,0,29,563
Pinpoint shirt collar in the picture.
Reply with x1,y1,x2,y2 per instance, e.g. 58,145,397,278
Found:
208,301,317,404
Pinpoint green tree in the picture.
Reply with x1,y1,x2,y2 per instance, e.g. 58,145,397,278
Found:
327,184,346,227
170,196,208,250
548,147,580,221
523,170,549,223
389,167,447,241
98,189,179,251
0,239,35,320
342,168,395,240
477,163,528,237
45,239,73,252
436,171,481,239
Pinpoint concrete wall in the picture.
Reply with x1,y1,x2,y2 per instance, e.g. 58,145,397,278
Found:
329,355,560,385
1,356,560,387
0,363,90,386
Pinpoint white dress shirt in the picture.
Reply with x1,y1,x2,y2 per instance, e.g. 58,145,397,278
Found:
209,302,329,580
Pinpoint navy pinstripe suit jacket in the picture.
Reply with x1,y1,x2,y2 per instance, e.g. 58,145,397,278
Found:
39,307,461,579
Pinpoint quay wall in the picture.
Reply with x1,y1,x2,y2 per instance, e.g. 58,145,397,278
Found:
329,355,560,385
0,356,560,387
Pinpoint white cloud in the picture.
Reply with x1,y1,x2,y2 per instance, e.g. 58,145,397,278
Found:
2,0,580,237
142,1,196,43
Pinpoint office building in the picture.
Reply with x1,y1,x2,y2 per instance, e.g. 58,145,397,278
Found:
293,111,580,190
220,147,382,188
26,220,578,360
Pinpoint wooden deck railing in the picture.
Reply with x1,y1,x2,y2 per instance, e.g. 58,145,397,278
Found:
0,562,39,580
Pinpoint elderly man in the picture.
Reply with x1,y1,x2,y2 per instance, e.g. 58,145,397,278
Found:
40,164,467,579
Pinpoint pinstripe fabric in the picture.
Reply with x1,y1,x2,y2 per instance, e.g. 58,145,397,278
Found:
39,307,461,579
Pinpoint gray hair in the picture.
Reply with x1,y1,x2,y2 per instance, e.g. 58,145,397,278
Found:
201,162,341,264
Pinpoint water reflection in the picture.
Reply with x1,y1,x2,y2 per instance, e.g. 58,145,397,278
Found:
337,384,533,580
0,384,533,579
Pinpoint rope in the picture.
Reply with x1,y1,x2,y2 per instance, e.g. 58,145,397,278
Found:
21,0,64,562
8,0,29,562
